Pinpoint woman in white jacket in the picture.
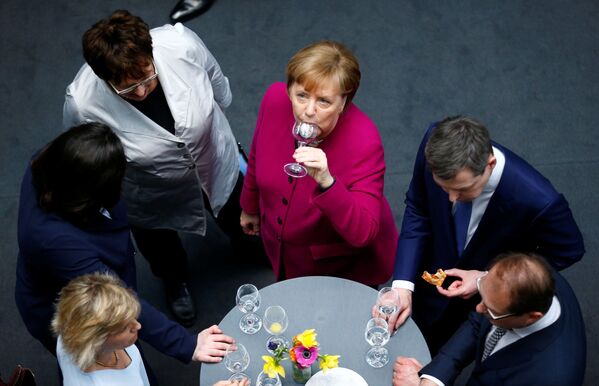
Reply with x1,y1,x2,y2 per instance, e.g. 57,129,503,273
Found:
63,10,242,326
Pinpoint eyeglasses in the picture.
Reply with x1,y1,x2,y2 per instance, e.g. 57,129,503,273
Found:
476,276,517,320
109,61,158,96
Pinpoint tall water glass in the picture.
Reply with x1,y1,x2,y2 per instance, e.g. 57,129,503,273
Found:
376,287,400,318
364,317,390,368
236,284,262,334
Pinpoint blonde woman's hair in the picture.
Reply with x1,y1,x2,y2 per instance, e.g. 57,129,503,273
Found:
286,40,361,109
51,272,141,370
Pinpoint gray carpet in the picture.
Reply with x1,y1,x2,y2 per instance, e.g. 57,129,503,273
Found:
1,0,597,385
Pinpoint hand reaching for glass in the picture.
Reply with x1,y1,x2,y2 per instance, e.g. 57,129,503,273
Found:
371,288,412,335
192,325,235,362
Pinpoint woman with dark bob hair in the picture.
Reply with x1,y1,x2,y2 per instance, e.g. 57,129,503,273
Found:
64,9,245,325
240,41,398,286
15,122,234,369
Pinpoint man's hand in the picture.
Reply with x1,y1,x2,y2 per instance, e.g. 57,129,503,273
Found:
372,288,412,334
213,379,250,386
436,269,486,299
192,325,235,362
240,210,260,236
393,356,423,386
292,147,335,189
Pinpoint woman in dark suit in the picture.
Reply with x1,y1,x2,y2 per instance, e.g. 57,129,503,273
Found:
15,122,233,366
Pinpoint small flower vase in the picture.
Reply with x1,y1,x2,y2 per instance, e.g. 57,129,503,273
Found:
292,363,312,384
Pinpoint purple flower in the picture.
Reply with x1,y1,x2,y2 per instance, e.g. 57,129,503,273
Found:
268,341,279,351
293,345,319,368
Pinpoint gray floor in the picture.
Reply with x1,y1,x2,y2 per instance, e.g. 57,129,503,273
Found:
1,0,597,385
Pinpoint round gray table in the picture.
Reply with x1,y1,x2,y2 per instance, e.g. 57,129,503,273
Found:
200,276,431,385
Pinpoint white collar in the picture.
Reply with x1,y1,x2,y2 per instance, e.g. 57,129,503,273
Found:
482,146,505,194
512,296,561,338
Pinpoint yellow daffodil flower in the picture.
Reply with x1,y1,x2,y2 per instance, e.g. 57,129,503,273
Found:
296,329,318,348
262,355,286,378
319,355,340,372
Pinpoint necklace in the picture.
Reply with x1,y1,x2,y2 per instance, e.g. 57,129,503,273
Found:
95,351,119,368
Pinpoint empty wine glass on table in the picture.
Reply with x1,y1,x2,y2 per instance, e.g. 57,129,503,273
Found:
283,121,319,178
236,284,263,334
256,370,282,386
364,317,390,368
376,287,401,318
224,343,250,382
263,305,290,353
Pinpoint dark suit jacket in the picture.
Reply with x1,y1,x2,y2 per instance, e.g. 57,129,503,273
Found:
422,272,586,385
393,125,585,332
14,165,195,362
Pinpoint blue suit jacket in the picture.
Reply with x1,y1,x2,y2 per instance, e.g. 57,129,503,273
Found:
394,125,585,328
422,272,586,385
14,165,195,362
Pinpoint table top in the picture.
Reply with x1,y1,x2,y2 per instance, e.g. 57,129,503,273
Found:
200,276,431,385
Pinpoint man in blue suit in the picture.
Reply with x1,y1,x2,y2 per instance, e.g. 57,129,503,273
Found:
392,252,586,386
384,116,584,354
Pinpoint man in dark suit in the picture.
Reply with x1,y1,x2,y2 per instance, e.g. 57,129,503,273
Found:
383,116,584,354
392,252,586,386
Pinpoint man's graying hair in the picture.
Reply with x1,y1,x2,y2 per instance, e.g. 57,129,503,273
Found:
424,116,493,180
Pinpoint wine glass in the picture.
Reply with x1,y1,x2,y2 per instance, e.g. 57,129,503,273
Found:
256,370,282,386
224,343,250,382
236,284,263,334
283,121,319,178
376,287,401,318
364,317,390,368
263,305,290,353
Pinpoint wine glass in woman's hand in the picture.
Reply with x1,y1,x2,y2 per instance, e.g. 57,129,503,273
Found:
283,121,319,178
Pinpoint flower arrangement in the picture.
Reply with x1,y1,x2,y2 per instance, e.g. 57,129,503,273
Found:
262,329,339,383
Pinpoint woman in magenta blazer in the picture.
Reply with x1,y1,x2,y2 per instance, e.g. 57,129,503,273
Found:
240,41,397,286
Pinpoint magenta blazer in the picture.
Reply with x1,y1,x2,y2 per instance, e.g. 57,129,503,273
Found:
241,83,398,285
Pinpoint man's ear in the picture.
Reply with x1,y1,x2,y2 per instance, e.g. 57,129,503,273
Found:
487,154,497,170
524,311,544,326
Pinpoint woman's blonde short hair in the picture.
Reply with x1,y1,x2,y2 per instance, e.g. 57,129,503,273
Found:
52,273,141,370
286,40,361,109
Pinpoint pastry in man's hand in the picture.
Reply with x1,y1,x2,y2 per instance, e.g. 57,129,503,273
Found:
422,269,447,286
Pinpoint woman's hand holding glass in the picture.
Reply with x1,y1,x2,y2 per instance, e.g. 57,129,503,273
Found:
291,146,335,189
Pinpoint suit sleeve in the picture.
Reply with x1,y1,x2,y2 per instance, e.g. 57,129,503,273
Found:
531,193,585,270
421,312,482,384
176,23,232,109
393,129,433,282
311,136,386,248
42,236,196,363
